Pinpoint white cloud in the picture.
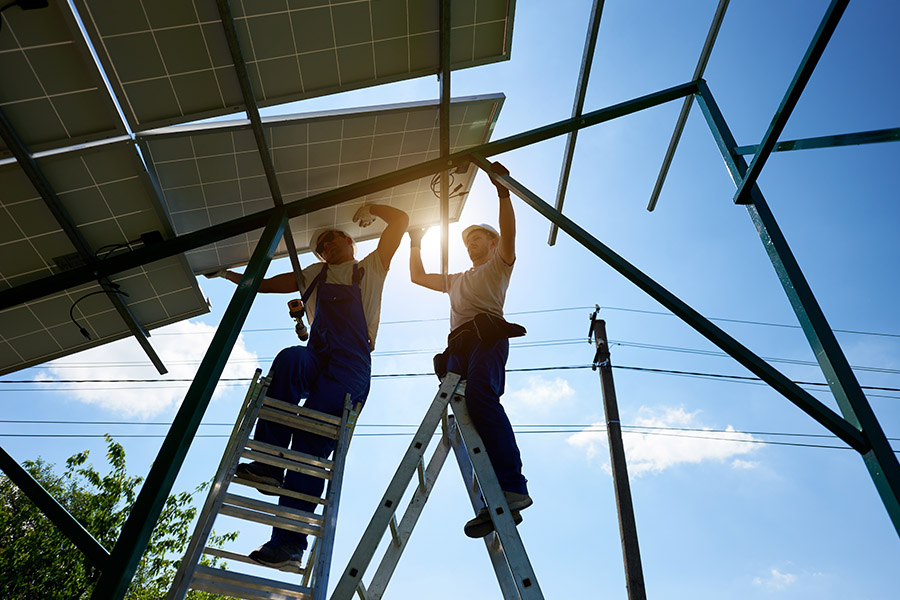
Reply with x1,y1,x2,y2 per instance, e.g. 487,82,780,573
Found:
566,406,761,475
753,569,798,591
504,375,576,419
36,319,259,418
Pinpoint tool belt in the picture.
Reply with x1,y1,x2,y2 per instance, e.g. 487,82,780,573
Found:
433,313,526,379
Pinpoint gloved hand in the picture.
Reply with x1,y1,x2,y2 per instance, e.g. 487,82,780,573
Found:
408,228,428,248
204,269,228,279
489,161,510,196
353,204,377,228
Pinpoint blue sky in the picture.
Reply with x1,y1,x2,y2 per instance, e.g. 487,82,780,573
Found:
2,1,899,598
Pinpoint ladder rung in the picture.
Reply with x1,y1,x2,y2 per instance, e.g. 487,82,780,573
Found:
223,493,323,527
258,407,341,439
241,449,332,480
219,504,323,537
231,475,328,506
247,439,334,470
263,396,343,425
203,546,304,575
191,564,311,600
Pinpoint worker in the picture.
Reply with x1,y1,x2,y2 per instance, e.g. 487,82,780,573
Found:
408,162,531,538
209,203,408,568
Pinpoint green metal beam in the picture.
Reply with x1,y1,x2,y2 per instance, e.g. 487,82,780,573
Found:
469,152,866,452
90,211,288,600
733,127,900,155
0,446,110,568
0,80,700,312
695,80,900,536
548,0,605,246
732,0,848,205
647,0,729,212
214,0,307,293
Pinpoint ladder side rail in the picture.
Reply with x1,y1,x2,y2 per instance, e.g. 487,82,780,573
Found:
450,388,545,600
311,395,355,600
366,419,453,599
166,369,270,600
447,415,522,600
329,374,462,600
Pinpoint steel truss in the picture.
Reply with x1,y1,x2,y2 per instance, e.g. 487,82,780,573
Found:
1,2,898,599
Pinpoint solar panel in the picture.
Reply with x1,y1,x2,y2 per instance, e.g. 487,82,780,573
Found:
74,0,515,132
138,94,503,274
0,0,125,159
0,140,208,375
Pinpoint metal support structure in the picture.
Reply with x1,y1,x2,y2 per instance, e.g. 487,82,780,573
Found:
215,0,307,295
694,81,900,535
0,81,700,311
0,108,167,374
469,152,865,451
647,0,729,211
589,314,646,600
0,446,110,568
732,0,848,205
91,211,288,600
733,127,900,155
548,0,605,245
439,0,452,282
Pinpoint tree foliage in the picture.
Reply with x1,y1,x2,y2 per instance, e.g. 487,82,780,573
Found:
0,436,236,599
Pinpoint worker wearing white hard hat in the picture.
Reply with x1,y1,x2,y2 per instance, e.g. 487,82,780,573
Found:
210,202,408,568
408,161,532,540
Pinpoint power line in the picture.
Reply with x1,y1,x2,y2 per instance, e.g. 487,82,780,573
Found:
3,364,899,395
0,427,894,453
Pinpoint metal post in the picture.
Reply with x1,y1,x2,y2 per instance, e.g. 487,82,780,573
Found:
732,0,848,205
695,81,900,535
733,127,900,155
548,0,605,245
91,211,288,600
0,446,110,568
590,314,646,600
647,0,729,211
439,0,452,283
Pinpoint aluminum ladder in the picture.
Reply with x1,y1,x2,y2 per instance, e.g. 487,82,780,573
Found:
330,372,543,600
167,368,359,600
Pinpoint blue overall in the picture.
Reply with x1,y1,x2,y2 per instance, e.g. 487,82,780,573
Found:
447,337,528,495
253,263,371,551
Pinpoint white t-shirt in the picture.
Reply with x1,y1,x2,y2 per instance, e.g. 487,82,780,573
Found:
301,250,388,348
446,250,513,331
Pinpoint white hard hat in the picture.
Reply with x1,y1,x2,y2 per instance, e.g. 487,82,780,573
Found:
311,227,356,261
461,223,500,244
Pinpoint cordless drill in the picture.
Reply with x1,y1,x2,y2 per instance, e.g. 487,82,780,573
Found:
288,299,309,341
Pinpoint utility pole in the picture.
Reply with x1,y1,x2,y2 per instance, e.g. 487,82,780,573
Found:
589,307,647,600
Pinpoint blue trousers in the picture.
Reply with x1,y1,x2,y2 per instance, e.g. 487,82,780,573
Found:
447,338,528,495
254,345,370,550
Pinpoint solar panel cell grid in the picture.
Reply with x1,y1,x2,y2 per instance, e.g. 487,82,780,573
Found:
75,0,514,131
139,95,502,273
0,1,124,157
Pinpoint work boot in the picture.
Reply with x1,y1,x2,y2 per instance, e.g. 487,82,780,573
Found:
464,491,533,538
249,541,303,570
235,462,283,495
464,507,523,538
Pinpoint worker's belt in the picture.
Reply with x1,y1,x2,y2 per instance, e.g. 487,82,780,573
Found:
433,313,526,379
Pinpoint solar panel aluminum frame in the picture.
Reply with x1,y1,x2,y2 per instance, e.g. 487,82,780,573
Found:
0,0,126,159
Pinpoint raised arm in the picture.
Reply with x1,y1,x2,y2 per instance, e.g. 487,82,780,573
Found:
212,270,299,293
365,204,409,270
408,228,444,292
491,162,516,265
